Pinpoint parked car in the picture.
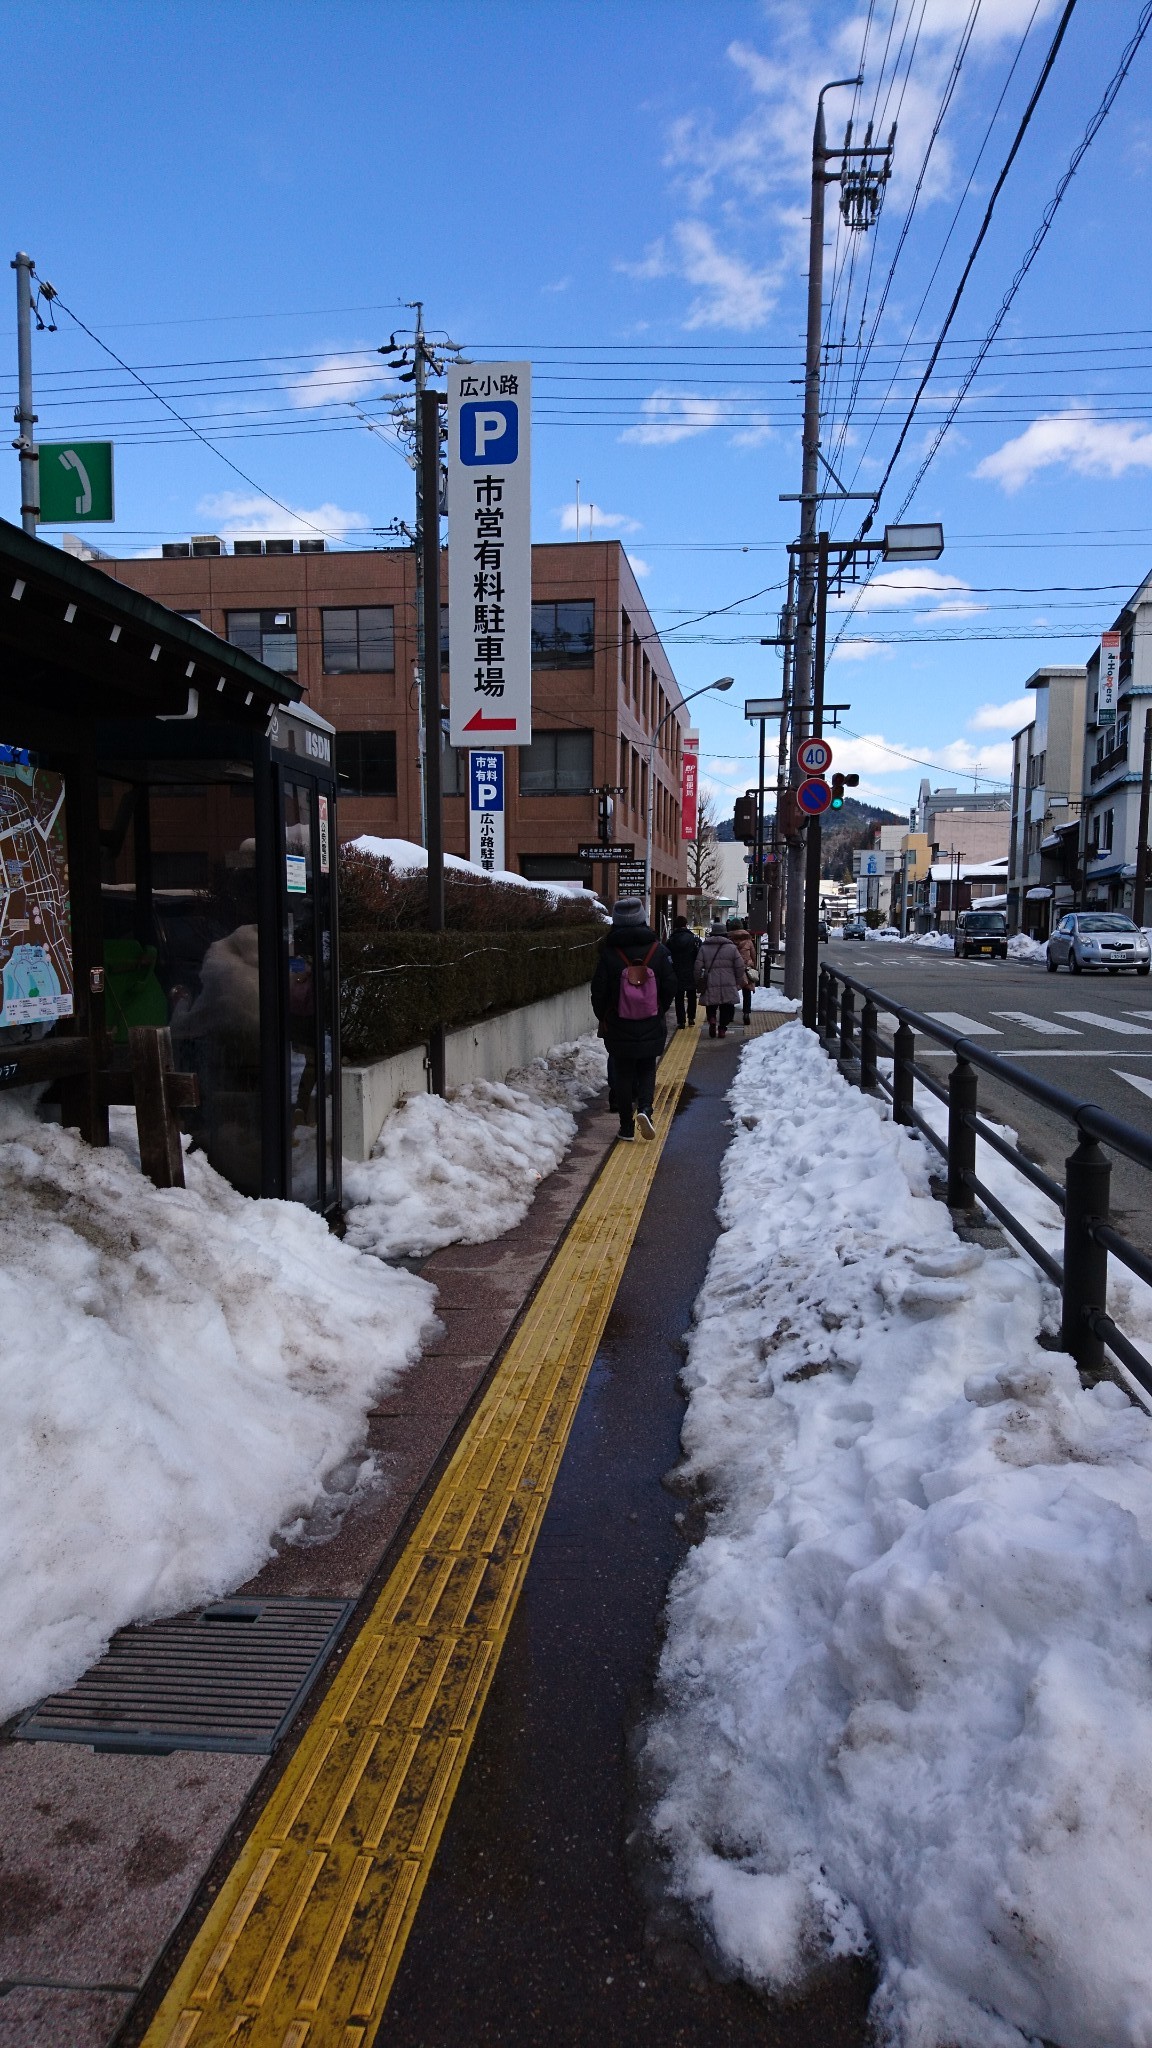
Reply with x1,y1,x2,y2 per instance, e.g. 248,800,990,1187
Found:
817,917,829,942
954,909,1009,959
1046,911,1151,975
841,917,868,940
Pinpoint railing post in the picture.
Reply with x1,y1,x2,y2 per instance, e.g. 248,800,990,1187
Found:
892,1021,915,1125
839,984,855,1064
859,998,878,1091
820,967,835,1041
947,1056,977,1210
817,965,829,1035
1061,1135,1111,1375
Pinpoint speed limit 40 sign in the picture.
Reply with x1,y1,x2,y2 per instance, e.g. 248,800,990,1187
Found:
795,736,833,775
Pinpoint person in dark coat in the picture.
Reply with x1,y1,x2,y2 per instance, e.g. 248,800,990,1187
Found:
667,914,702,1028
590,897,677,1141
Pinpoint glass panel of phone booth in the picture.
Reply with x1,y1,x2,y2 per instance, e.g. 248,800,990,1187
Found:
282,780,322,1207
98,770,263,1196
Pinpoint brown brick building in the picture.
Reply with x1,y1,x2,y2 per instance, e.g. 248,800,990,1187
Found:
92,538,691,913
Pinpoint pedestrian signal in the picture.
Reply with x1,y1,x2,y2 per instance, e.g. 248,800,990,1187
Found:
830,772,860,810
733,795,757,841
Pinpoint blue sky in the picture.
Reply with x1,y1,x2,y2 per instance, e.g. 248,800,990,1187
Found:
5,0,1152,816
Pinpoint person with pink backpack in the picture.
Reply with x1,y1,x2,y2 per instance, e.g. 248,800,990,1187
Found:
590,897,677,1143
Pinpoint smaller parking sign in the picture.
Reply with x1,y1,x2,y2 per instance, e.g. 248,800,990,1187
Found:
469,750,505,873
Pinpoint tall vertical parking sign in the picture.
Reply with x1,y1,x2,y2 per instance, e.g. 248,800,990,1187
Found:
469,750,505,873
448,362,532,748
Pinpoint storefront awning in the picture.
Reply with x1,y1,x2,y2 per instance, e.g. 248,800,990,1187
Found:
1025,886,1052,900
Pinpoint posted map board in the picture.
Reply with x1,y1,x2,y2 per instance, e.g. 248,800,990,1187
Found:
447,362,532,747
0,757,73,1027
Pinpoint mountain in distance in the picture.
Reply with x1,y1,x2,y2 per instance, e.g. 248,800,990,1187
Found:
717,796,906,881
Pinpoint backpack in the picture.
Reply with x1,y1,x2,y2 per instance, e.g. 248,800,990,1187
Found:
616,943,659,1020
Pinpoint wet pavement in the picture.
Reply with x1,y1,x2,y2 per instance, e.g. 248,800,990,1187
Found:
379,1026,874,2046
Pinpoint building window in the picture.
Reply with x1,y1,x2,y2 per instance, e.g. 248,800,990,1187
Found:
442,746,467,796
531,601,594,667
226,609,297,673
334,730,397,796
321,607,394,674
520,854,592,885
519,728,594,794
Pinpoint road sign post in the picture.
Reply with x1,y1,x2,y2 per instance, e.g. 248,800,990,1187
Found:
447,362,532,747
38,442,114,525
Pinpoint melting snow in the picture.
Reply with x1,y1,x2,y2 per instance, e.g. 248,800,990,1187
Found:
0,1093,437,1723
645,1020,1152,2047
343,1034,608,1261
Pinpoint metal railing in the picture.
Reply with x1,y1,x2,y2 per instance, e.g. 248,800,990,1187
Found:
818,962,1152,1398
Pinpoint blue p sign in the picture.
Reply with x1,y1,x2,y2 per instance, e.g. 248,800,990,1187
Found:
460,400,518,466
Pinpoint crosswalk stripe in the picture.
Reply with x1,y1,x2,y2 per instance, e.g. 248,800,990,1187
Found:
1114,1070,1152,1102
925,1011,1001,1036
990,1010,1081,1036
1057,1010,1152,1036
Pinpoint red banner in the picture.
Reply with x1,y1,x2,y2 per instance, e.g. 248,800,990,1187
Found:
681,745,699,840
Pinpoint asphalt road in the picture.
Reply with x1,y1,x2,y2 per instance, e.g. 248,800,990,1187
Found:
826,936,1152,1255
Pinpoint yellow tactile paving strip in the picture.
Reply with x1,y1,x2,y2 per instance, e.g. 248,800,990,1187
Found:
140,1022,700,2048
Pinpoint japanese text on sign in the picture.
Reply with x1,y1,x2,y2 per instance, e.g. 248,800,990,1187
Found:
468,749,506,873
448,362,532,748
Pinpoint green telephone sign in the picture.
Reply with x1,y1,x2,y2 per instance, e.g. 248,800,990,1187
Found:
38,441,114,524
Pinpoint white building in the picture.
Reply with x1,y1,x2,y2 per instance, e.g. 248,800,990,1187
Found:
1006,664,1087,938
1080,573,1152,912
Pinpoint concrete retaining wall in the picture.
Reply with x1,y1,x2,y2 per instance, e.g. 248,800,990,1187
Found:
341,982,599,1161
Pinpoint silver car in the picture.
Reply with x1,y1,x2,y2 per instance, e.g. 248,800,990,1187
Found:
1046,912,1151,975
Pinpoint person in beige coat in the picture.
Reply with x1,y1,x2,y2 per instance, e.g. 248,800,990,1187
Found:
727,918,757,1026
696,921,749,1038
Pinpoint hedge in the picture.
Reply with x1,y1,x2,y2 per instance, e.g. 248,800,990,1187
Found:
340,925,603,1064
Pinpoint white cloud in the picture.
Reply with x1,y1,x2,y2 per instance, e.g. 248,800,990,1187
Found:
620,390,728,445
627,554,653,579
558,501,641,535
975,411,1152,492
287,351,382,411
968,696,1034,732
829,637,893,663
197,492,367,541
833,566,983,615
819,728,1013,790
619,220,778,331
542,277,571,294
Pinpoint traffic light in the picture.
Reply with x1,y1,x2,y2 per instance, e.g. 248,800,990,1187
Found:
830,772,860,810
733,794,757,841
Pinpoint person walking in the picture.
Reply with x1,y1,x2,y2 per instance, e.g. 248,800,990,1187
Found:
591,897,676,1142
667,914,702,1029
727,917,757,1026
695,919,747,1039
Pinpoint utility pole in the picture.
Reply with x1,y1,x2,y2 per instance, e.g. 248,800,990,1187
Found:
781,84,894,999
12,252,38,534
380,305,461,852
1134,707,1152,929
420,387,446,1093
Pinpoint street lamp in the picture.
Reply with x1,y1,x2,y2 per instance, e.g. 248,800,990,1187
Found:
645,675,733,923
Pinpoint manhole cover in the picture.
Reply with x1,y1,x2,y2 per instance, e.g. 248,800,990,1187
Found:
16,1597,354,1755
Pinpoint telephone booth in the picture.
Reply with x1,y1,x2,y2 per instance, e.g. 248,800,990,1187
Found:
0,522,342,1216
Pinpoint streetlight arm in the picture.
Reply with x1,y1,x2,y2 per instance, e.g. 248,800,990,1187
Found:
644,677,733,922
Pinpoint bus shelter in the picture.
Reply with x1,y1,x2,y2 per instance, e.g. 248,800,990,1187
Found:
0,519,341,1216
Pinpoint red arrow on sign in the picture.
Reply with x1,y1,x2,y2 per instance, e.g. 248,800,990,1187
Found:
463,709,518,732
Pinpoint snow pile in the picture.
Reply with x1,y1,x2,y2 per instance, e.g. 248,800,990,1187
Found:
910,929,954,951
348,834,598,907
751,985,800,1014
0,1095,437,1722
1009,932,1048,962
645,1023,1152,2048
343,1035,606,1261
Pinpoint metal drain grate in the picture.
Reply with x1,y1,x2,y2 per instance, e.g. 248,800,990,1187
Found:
15,1597,354,1755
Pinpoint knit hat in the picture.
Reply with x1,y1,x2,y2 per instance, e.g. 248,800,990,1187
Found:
709,919,727,935
611,896,646,925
